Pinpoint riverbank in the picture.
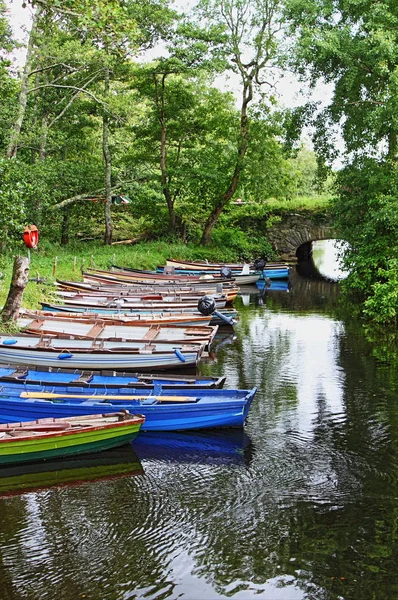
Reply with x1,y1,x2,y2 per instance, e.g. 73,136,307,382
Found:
0,241,263,310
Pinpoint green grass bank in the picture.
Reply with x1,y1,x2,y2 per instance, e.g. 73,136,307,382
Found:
0,240,255,311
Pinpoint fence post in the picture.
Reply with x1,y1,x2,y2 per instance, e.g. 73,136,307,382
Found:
52,256,58,277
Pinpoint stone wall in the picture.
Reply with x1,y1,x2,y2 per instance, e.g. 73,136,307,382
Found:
266,210,336,261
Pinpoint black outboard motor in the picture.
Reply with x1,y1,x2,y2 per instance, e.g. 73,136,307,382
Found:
197,295,216,316
197,295,236,326
220,266,233,279
253,258,266,272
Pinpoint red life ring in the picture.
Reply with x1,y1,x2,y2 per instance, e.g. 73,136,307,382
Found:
23,224,39,249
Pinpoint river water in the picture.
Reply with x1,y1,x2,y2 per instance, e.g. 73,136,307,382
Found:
0,267,397,600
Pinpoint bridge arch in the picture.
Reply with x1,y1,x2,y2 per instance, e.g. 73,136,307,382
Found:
265,211,336,261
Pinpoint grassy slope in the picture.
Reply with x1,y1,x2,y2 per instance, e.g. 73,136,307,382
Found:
0,240,250,311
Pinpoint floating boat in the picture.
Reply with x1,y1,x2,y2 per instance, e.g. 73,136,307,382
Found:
0,386,257,431
54,288,237,304
41,301,218,316
163,259,290,280
0,411,145,465
0,364,226,389
0,445,143,497
56,279,240,299
20,307,214,327
112,266,260,286
39,303,238,326
46,296,227,310
18,317,218,348
0,334,205,370
83,267,237,286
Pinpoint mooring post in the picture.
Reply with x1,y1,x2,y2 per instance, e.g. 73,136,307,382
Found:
52,256,58,277
1,256,30,321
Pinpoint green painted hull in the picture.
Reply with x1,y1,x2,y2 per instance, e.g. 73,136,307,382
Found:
0,424,142,466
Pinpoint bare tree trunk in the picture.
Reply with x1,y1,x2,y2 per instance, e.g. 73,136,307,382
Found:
6,7,42,159
200,81,252,245
103,65,113,245
1,256,30,322
60,208,70,245
155,73,176,233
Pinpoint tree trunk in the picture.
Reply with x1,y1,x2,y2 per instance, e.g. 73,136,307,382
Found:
103,65,113,245
6,7,42,159
1,256,30,322
155,73,176,234
200,81,252,245
60,208,70,245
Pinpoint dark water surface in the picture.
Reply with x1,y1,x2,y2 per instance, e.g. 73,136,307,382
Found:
1,272,398,600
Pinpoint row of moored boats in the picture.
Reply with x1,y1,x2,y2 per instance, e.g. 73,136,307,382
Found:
0,258,290,466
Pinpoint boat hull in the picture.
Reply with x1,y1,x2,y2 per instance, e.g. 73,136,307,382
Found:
0,365,226,389
0,413,144,465
0,388,257,431
0,347,201,370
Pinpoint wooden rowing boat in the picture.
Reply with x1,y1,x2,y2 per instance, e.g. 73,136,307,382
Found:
0,386,257,431
111,266,260,286
0,364,226,389
56,278,240,296
17,317,218,347
20,308,214,327
38,304,239,326
47,296,227,310
0,411,145,465
82,270,238,287
163,258,290,279
0,334,205,370
39,304,238,326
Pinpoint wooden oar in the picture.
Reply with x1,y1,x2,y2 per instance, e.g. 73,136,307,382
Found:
20,391,198,403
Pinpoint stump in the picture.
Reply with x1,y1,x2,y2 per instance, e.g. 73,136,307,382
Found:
1,256,30,322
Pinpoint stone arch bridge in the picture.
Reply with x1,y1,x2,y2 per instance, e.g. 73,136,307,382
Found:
265,210,336,261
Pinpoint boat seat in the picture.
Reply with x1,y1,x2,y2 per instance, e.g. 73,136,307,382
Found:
74,373,94,384
9,366,29,379
36,336,53,348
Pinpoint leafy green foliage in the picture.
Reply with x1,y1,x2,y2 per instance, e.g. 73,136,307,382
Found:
333,159,398,325
285,0,398,326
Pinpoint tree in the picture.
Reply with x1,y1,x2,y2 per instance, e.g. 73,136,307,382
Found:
285,0,398,162
197,0,286,244
285,0,398,326
12,0,175,244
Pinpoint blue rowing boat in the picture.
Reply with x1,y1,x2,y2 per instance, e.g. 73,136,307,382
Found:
0,365,226,389
0,385,257,431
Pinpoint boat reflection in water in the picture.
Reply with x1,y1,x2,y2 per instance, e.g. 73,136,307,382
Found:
255,279,290,292
0,444,143,498
134,429,254,467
